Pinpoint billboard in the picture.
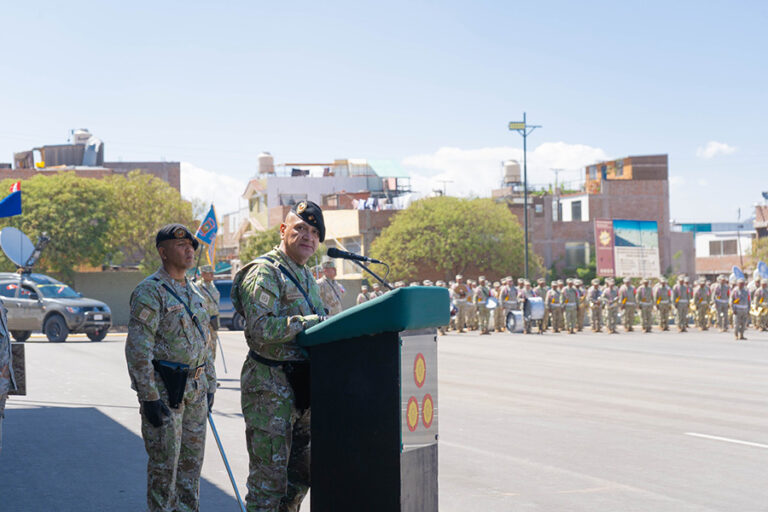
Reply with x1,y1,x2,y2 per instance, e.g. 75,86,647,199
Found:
595,219,660,278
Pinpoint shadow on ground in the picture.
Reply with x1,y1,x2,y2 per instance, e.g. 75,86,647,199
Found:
0,407,239,511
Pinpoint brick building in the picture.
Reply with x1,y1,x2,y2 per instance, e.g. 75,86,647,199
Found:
496,154,694,277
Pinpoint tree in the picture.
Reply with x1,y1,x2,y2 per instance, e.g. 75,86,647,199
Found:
239,227,326,265
0,173,115,280
106,170,197,273
370,196,543,281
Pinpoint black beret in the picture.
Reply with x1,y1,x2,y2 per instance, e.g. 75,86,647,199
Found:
291,200,325,242
155,223,199,250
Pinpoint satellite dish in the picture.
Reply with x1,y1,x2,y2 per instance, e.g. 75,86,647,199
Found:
0,227,35,268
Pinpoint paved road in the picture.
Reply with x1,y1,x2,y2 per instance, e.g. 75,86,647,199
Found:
2,328,767,511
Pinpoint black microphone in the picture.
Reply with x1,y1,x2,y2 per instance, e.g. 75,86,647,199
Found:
326,247,383,264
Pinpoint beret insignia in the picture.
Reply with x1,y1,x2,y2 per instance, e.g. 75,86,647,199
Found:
297,201,307,214
174,228,186,239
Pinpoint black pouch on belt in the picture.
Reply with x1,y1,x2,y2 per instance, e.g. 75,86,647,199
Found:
284,361,311,411
153,360,189,409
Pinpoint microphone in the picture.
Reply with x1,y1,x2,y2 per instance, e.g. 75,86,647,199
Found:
326,247,383,264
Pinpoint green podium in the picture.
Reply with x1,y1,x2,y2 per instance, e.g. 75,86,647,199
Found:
297,286,448,512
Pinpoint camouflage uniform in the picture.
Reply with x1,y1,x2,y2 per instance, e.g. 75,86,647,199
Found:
711,277,731,331
618,278,636,332
692,280,711,330
560,281,579,334
0,304,14,454
601,281,619,333
316,276,344,316
635,281,654,333
672,278,691,332
654,281,672,331
452,278,470,332
587,280,602,332
753,283,768,331
356,286,369,305
232,247,324,512
473,278,492,334
196,276,221,356
546,283,563,333
125,267,216,512
730,282,750,340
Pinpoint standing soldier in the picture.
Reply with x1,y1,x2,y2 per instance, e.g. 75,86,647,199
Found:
561,279,579,334
636,278,654,333
474,276,492,335
500,277,518,332
316,260,345,317
196,264,221,358
654,278,672,331
231,201,327,511
545,281,562,333
452,275,470,333
588,278,603,332
602,278,619,333
125,224,216,512
672,275,691,332
356,285,370,305
618,277,637,332
0,300,13,454
492,281,505,332
711,275,730,331
692,278,711,330
369,282,383,300
752,280,768,331
731,278,750,340
574,279,586,331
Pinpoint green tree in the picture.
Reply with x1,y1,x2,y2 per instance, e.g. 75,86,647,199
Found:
239,227,282,263
105,170,196,274
370,196,543,281
0,173,115,280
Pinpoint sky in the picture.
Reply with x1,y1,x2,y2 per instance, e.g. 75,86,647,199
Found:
1,0,766,222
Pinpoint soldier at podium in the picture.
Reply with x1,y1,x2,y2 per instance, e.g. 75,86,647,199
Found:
231,200,327,512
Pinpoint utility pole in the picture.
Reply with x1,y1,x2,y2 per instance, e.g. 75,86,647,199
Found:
437,180,453,196
508,113,542,280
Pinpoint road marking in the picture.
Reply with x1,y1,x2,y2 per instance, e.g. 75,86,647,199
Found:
557,486,615,494
685,432,768,449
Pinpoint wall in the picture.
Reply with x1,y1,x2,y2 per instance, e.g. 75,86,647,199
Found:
0,162,181,191
72,271,145,327
669,231,696,276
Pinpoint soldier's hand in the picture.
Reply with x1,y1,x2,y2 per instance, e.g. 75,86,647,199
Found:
207,392,215,413
142,399,171,427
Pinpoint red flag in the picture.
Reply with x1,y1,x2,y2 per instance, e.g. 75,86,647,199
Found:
9,181,20,193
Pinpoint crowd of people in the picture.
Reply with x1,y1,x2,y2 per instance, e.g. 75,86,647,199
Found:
342,272,766,341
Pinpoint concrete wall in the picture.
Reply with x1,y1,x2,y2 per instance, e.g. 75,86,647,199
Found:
669,231,696,277
72,271,145,327
267,176,380,214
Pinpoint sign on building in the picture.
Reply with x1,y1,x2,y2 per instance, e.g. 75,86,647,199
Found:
595,219,660,278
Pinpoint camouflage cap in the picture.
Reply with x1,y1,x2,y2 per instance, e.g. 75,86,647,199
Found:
156,223,199,250
737,277,746,284
291,200,325,242
456,274,463,280
361,285,369,291
493,281,501,287
200,264,214,273
623,277,631,283
537,278,545,284
322,259,336,269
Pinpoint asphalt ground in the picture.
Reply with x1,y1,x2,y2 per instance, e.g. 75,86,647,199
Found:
2,327,767,511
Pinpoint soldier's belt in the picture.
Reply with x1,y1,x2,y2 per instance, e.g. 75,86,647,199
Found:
153,359,205,379
249,349,303,367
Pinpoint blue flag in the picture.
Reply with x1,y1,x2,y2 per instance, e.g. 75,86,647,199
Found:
194,204,218,245
0,190,22,218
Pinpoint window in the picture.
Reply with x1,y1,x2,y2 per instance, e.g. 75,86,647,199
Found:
709,239,739,256
615,160,624,177
571,200,582,222
565,242,589,267
589,166,597,180
0,282,18,298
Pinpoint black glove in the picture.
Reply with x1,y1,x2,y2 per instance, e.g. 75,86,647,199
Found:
142,399,171,428
207,393,215,413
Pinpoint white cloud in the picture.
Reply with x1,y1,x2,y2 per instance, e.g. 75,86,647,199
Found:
402,142,610,197
180,162,249,214
669,175,685,187
696,141,736,159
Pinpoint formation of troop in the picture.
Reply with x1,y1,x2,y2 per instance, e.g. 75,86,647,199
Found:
398,273,759,341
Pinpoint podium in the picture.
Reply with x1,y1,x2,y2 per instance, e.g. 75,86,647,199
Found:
297,286,449,512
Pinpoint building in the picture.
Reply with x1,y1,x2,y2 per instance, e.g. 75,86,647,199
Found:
495,154,695,277
672,221,754,278
3,129,180,190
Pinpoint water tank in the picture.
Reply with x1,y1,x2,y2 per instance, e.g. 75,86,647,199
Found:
503,160,521,184
72,128,92,145
258,152,275,174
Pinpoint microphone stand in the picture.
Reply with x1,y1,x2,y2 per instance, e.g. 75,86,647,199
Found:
352,260,394,291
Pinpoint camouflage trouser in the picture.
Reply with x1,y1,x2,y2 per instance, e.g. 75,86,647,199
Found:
551,307,563,332
623,305,636,331
478,306,490,333
542,307,551,331
590,305,602,331
242,358,310,512
639,306,653,332
605,307,618,332
564,306,577,332
657,304,670,330
140,378,208,512
469,305,478,330
577,305,585,331
715,303,729,330
733,308,748,339
696,306,709,330
676,302,689,331
0,395,6,455
456,304,469,331
495,305,512,331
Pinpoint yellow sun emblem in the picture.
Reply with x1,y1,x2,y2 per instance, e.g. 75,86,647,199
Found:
599,230,611,246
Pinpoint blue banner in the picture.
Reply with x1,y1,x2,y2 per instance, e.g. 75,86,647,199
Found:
194,204,218,245
0,190,22,218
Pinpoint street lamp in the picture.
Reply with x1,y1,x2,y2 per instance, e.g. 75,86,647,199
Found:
508,112,541,280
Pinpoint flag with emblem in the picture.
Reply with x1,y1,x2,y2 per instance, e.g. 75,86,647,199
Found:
0,181,22,218
194,204,218,266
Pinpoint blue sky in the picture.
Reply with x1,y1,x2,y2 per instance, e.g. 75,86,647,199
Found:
1,1,765,221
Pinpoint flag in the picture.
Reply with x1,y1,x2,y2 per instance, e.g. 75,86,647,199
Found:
206,237,216,267
0,186,22,218
194,204,218,245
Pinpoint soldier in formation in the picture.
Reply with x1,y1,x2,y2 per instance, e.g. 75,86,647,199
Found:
474,276,492,335
672,275,691,332
619,277,637,332
711,275,730,331
753,280,768,331
196,264,221,357
731,278,750,340
316,259,345,317
125,224,217,512
635,278,654,333
693,278,711,330
561,279,579,334
602,278,620,333
587,278,603,332
356,285,369,305
654,278,672,331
